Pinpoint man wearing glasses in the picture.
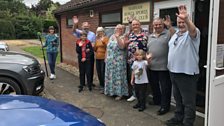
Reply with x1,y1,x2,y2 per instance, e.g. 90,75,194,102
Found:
166,5,200,126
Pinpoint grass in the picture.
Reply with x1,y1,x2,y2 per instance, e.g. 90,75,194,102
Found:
22,46,60,64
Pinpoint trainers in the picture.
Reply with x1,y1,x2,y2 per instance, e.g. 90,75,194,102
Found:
49,74,54,80
127,96,136,102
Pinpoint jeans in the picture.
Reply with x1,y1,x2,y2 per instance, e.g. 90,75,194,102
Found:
96,59,105,88
149,70,172,108
135,83,147,108
78,59,92,89
47,52,58,74
170,72,199,126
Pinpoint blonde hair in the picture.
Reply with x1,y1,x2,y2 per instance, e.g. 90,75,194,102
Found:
135,49,146,60
96,27,105,37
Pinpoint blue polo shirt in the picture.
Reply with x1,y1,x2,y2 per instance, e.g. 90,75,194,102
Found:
73,29,96,43
167,29,200,75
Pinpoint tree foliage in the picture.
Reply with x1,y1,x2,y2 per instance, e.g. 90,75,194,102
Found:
0,0,60,39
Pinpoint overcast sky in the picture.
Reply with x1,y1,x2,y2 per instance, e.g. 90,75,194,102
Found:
23,0,70,7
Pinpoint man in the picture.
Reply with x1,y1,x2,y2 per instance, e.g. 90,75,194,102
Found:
147,16,174,115
72,16,96,87
127,19,148,102
166,5,200,126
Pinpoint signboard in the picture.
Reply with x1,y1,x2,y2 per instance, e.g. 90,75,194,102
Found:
122,2,150,23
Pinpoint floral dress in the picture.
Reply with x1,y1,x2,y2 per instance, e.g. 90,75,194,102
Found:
104,35,129,97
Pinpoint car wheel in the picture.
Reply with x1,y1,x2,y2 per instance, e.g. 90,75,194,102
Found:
0,77,21,95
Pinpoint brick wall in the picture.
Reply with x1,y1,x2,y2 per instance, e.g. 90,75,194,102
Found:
59,0,152,66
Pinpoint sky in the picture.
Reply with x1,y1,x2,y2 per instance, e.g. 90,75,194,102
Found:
23,0,70,7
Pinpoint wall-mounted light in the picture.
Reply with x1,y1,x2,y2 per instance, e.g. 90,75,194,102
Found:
90,10,94,17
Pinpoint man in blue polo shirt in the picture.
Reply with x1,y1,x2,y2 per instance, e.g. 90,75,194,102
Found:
166,5,200,126
72,16,96,88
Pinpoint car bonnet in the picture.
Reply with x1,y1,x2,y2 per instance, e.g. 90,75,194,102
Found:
0,95,105,126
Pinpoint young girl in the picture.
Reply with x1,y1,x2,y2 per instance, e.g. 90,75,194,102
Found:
76,31,94,92
131,49,149,111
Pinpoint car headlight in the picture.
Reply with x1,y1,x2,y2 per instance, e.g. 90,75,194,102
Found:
23,65,41,74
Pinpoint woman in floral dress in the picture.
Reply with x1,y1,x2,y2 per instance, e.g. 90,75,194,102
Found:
104,24,129,100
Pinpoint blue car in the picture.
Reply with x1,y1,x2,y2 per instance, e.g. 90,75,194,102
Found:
0,95,105,126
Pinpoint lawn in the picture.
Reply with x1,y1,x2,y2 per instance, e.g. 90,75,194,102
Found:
22,46,60,64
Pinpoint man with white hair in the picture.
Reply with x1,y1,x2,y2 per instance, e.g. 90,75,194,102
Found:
166,5,200,126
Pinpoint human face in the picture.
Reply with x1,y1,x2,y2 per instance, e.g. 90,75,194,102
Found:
135,53,144,61
49,29,55,34
132,20,141,33
115,26,123,35
177,17,187,33
153,19,164,34
82,22,90,32
97,31,104,37
81,35,87,41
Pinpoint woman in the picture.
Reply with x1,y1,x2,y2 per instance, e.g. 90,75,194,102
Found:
94,27,109,92
44,26,59,80
104,24,129,100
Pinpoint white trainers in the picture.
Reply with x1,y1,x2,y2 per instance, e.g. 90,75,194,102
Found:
127,95,136,102
49,74,56,80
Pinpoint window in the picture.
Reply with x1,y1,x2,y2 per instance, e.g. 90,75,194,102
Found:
100,11,121,26
66,17,73,27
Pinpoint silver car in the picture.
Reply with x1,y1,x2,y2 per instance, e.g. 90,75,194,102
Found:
0,42,9,51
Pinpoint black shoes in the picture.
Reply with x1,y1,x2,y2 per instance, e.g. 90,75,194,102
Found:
133,104,140,109
157,107,170,115
78,88,83,93
165,118,183,126
138,106,145,112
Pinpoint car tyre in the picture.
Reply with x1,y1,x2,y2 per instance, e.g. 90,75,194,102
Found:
0,77,21,94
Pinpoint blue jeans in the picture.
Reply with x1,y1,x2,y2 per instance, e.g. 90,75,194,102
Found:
47,52,58,74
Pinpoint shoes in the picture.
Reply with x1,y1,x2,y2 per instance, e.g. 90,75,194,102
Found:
92,83,96,87
127,96,136,102
138,106,145,112
165,118,183,126
49,74,56,80
133,103,140,109
115,96,122,100
157,108,170,115
78,88,83,93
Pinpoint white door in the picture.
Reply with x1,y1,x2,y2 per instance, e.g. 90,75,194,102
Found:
205,0,224,126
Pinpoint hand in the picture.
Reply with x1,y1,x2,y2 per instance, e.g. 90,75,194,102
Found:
73,16,79,24
131,80,134,85
163,15,172,28
146,53,152,62
124,35,129,44
127,15,135,23
176,5,189,21
81,58,86,62
86,49,90,52
79,42,83,47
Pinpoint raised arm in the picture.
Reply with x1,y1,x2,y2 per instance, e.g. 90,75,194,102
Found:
176,5,197,38
163,15,176,36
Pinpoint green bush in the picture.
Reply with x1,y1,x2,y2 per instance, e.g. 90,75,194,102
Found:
43,20,58,33
0,19,15,39
13,16,43,39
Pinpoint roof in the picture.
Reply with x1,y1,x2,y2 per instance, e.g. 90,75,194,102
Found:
54,0,112,14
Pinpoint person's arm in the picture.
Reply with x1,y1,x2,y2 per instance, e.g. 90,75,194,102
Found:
131,70,135,85
163,15,176,36
116,35,126,49
72,16,81,38
76,41,81,54
176,5,197,38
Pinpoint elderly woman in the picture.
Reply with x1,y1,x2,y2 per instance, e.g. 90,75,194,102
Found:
94,27,109,92
104,24,129,100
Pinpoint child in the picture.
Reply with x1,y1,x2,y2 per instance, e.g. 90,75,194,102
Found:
131,49,149,111
76,31,94,92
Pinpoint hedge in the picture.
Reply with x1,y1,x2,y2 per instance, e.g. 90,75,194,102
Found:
0,19,15,39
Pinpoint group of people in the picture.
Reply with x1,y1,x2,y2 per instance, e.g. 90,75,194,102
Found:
44,5,200,126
